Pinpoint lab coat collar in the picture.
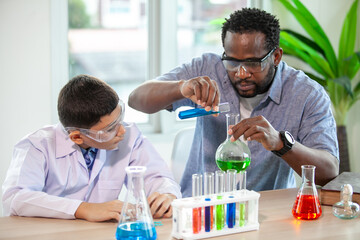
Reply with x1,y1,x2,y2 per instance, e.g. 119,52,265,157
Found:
55,123,79,159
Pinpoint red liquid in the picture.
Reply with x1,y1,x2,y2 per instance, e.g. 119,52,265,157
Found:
192,207,201,233
292,194,322,220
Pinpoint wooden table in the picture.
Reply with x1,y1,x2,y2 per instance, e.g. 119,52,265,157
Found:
0,188,359,240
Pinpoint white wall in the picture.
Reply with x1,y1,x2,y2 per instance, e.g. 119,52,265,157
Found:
0,0,54,216
0,0,359,217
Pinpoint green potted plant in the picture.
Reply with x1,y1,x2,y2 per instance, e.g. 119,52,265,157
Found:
278,0,360,173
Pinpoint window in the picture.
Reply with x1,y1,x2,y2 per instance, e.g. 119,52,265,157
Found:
67,0,254,134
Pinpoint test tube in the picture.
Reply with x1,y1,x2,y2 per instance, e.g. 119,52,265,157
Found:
204,172,214,232
226,169,237,228
238,170,247,227
215,170,225,230
192,174,202,234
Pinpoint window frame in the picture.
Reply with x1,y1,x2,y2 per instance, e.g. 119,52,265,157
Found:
52,0,261,134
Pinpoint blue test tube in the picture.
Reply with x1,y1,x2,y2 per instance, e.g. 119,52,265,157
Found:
215,170,225,230
226,169,237,228
178,102,230,120
204,172,214,232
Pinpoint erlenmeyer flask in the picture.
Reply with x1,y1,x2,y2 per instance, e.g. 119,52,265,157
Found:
116,166,157,240
215,113,251,172
292,165,322,220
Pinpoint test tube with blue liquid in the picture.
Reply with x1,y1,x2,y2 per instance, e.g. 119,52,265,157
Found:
204,172,214,232
178,102,230,120
192,174,202,234
215,170,225,230
226,169,237,228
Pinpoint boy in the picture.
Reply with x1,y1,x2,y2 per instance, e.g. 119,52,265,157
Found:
2,74,181,221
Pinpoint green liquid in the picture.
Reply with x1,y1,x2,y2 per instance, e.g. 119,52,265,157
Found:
215,196,225,230
239,203,246,227
216,158,251,172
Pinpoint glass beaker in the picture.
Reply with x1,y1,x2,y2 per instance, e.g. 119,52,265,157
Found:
116,166,157,240
292,165,322,220
215,113,251,172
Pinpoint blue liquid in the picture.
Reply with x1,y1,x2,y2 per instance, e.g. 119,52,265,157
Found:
226,200,236,228
178,108,219,119
204,198,212,232
116,221,157,240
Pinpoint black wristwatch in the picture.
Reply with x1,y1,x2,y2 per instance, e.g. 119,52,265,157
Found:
272,131,295,157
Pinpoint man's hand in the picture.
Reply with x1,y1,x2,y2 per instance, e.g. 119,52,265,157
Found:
147,192,177,219
179,76,220,111
75,200,124,222
228,115,283,151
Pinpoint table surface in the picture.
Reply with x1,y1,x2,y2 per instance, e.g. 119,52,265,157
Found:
0,188,359,240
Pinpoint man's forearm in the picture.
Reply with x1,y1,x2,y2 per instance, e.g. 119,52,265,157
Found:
128,80,184,113
282,142,339,186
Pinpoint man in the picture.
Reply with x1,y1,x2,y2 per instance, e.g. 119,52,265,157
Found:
2,74,181,220
128,8,339,197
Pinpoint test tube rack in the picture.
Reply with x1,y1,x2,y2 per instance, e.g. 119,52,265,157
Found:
171,190,260,239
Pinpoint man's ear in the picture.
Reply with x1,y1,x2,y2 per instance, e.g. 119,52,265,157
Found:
274,47,283,66
69,131,84,145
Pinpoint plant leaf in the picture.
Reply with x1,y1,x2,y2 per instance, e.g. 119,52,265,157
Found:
280,31,335,78
343,51,360,79
338,0,358,63
332,76,353,98
281,29,325,57
278,0,338,75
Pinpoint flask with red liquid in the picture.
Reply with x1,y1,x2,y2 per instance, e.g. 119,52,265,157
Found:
292,165,322,220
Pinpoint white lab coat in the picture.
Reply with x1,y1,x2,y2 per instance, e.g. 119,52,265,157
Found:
2,122,181,219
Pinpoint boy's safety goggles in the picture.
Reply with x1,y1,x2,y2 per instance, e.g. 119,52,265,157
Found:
221,47,276,74
64,100,125,143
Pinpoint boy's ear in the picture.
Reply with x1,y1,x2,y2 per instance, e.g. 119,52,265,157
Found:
69,131,84,145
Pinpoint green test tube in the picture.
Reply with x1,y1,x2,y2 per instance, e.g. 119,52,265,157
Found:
215,170,225,230
238,170,246,227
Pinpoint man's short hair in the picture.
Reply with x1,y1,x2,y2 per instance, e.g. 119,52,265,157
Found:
221,8,280,51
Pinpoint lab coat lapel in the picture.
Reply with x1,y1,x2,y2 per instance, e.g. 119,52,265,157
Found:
89,149,106,183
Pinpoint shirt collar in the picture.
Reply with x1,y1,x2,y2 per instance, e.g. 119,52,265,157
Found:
266,61,284,105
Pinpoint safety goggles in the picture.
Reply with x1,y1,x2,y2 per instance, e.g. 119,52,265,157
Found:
222,47,276,74
65,100,125,143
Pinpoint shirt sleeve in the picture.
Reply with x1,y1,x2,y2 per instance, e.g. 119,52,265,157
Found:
2,138,82,219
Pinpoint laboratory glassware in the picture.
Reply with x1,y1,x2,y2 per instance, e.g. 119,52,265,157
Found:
215,170,225,230
192,173,202,234
226,169,236,228
332,184,360,219
292,165,322,220
204,172,214,232
178,102,230,120
116,166,157,240
215,113,251,172
238,170,247,226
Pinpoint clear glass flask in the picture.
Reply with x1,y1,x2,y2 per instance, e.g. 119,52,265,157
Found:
332,184,360,219
215,113,251,172
292,165,322,220
116,166,157,240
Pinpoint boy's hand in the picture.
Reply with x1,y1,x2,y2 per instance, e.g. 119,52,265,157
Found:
75,200,124,222
147,192,177,219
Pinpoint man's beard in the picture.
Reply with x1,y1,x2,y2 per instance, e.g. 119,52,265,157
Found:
235,64,276,98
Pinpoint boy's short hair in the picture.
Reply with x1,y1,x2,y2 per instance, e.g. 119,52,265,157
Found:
58,74,119,128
